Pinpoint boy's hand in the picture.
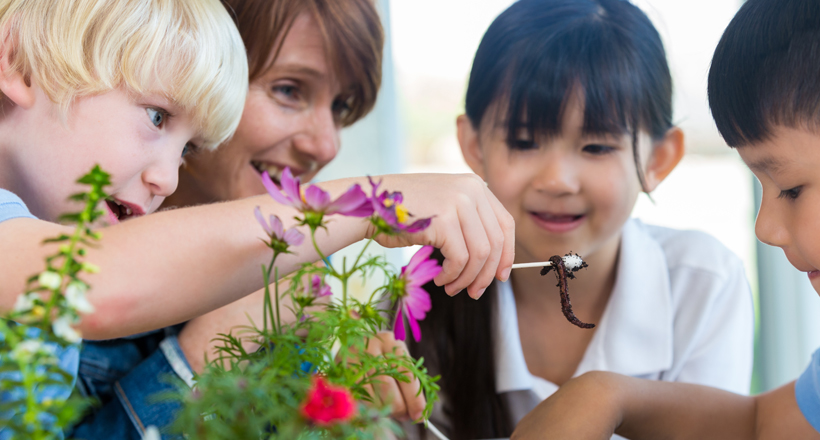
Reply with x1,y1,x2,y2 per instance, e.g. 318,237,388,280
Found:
361,331,426,422
370,173,515,299
512,372,621,440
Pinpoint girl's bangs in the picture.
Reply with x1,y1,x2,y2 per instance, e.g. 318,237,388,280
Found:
503,20,662,146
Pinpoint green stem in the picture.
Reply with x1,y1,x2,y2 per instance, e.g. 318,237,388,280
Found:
349,237,375,276
274,267,281,334
310,227,340,278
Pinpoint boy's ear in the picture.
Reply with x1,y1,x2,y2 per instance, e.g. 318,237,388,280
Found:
0,29,35,109
457,114,487,179
643,127,685,192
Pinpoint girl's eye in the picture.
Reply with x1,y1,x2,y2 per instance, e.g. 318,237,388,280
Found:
582,144,616,155
777,186,802,200
146,107,167,128
510,139,538,150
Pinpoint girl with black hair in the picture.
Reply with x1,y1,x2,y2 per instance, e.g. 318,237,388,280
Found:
401,0,754,438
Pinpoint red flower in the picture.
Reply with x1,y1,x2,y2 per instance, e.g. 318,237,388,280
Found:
300,376,356,426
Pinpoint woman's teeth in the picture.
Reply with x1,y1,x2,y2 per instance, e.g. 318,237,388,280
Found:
251,161,284,183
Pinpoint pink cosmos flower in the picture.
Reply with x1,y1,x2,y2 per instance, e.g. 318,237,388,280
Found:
368,177,432,234
300,376,356,426
261,168,373,225
254,207,304,253
393,246,442,342
306,275,332,298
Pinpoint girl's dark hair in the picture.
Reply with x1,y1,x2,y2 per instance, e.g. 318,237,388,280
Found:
466,0,673,191
408,1,673,438
708,0,820,148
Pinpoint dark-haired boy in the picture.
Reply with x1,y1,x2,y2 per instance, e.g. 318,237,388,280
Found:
510,0,820,438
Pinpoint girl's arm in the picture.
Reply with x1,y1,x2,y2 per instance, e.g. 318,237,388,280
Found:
0,173,514,339
511,372,819,440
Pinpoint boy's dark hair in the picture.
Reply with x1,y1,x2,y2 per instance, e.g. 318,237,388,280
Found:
708,0,820,148
408,2,673,439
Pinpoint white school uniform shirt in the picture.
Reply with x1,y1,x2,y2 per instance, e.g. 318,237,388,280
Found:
494,219,754,437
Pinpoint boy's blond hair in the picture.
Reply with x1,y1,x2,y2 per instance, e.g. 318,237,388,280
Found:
0,0,248,150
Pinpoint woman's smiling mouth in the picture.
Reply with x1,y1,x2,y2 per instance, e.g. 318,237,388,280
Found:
529,211,586,233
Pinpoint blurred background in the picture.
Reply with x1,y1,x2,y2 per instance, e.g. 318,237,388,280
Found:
317,0,820,394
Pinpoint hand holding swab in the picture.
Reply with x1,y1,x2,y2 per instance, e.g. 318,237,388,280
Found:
426,420,450,440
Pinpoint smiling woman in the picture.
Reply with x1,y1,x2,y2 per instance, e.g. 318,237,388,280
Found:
162,0,384,207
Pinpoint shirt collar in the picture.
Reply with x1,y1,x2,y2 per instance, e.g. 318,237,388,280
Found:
493,219,674,393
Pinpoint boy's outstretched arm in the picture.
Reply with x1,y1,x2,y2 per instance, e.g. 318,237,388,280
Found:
511,371,819,440
0,173,514,339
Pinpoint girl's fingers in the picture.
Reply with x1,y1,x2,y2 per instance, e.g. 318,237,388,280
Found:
443,198,491,298
433,214,470,293
464,192,506,297
486,186,516,282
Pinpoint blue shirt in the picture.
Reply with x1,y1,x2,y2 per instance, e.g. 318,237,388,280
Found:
0,189,79,439
797,348,820,433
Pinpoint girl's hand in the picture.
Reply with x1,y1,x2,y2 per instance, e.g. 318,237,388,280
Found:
362,331,426,422
371,173,515,299
512,372,622,440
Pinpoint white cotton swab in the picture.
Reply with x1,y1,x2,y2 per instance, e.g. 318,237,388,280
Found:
511,253,585,271
426,421,450,440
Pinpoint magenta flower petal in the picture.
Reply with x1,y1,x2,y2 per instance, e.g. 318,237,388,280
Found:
304,185,331,211
269,215,285,239
394,302,407,341
405,287,432,321
404,218,433,234
406,305,422,342
326,184,372,217
262,171,297,207
407,246,434,270
280,168,302,203
255,206,272,235
283,228,304,246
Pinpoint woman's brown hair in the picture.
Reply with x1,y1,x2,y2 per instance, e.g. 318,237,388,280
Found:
221,0,384,126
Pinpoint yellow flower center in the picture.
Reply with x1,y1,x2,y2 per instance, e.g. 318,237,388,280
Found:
395,203,409,224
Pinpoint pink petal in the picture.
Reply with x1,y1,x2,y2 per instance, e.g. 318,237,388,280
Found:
403,217,433,233
280,168,303,203
408,260,442,286
254,206,272,235
393,302,406,341
404,287,432,321
304,185,331,211
406,305,422,342
262,172,296,207
326,184,372,217
406,246,435,272
283,228,304,246
269,215,284,239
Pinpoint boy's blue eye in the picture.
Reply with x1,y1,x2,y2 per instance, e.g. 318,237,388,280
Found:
182,142,196,158
147,108,165,127
777,186,802,200
582,144,616,155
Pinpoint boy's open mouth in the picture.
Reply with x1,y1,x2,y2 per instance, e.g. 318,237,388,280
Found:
105,198,144,223
251,161,284,186
531,212,585,223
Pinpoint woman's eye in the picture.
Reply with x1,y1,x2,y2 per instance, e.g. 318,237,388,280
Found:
332,96,352,122
777,186,803,200
272,84,300,101
146,107,166,128
582,144,616,155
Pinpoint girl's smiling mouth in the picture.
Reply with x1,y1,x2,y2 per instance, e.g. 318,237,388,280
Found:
529,211,586,233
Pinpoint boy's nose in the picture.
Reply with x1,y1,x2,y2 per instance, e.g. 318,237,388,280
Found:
755,196,790,248
293,107,339,166
142,154,181,198
532,152,581,195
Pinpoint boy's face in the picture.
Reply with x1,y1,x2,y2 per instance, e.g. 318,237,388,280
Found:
7,84,196,222
738,126,820,295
